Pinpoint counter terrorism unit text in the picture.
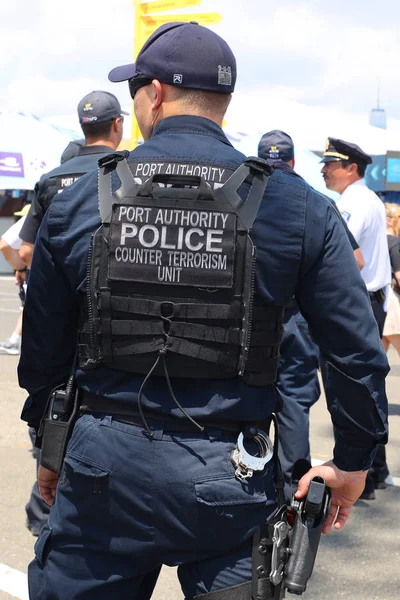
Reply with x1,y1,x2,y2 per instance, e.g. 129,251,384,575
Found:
109,205,236,287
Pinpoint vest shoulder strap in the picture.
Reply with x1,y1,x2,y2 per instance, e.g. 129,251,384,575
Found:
98,151,138,223
214,156,273,230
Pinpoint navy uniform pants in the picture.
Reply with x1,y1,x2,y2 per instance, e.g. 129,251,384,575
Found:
29,414,276,599
276,306,320,499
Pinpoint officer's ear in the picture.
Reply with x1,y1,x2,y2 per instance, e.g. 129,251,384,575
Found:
347,162,358,176
150,79,163,112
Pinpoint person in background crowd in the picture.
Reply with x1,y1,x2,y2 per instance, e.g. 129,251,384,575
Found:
20,107,124,537
258,130,321,498
321,137,392,500
382,202,400,357
0,205,30,355
258,130,363,499
19,90,127,267
23,136,87,538
19,102,123,532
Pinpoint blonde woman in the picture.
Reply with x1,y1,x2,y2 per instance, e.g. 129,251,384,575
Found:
382,203,400,355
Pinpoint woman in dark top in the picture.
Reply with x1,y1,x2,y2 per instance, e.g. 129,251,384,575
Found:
382,203,400,356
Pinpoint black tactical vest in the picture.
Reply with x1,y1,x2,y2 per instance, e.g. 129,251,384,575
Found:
78,153,283,387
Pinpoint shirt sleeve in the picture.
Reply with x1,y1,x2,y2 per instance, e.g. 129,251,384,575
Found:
1,216,26,249
296,191,389,472
19,181,45,244
327,198,359,250
341,220,358,250
337,195,366,244
18,211,80,434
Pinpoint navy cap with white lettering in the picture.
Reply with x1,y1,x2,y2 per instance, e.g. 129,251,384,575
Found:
108,21,236,94
258,130,295,163
77,91,128,125
321,137,372,165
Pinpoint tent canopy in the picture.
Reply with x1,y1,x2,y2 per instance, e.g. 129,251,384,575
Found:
0,112,79,190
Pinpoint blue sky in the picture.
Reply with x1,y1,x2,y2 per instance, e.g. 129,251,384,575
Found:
1,0,399,120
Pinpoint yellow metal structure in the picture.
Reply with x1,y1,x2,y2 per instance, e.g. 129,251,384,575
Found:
129,0,222,149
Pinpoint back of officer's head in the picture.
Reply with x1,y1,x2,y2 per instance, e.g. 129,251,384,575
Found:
77,90,127,148
108,22,236,140
258,130,295,168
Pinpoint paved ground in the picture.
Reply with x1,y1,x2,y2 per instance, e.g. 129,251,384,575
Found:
0,275,399,599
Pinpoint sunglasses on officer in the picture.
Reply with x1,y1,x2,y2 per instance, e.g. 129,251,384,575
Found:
129,77,153,99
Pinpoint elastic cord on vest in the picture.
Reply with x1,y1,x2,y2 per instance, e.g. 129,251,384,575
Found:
137,348,205,437
271,414,285,508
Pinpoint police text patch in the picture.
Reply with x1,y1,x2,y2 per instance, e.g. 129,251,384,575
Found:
56,174,83,194
109,204,236,287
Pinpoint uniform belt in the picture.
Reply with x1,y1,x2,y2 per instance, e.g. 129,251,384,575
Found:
368,289,385,305
79,390,248,434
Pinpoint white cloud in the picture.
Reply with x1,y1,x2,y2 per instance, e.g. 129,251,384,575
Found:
0,0,400,123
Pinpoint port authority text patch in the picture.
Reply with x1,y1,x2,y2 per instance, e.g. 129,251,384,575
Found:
108,204,236,287
56,174,83,193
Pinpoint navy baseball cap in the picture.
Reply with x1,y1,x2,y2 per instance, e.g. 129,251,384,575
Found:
108,21,236,94
258,130,295,163
77,91,128,125
320,137,372,165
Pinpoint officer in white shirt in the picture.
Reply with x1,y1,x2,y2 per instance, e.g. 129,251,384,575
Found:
321,137,391,499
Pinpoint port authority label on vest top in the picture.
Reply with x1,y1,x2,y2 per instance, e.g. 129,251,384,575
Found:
109,205,236,287
56,174,84,193
128,161,235,188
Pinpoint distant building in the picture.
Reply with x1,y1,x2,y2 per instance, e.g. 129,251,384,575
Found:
370,107,387,130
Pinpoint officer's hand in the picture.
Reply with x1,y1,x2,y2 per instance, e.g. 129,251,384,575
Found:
295,460,367,534
38,465,59,506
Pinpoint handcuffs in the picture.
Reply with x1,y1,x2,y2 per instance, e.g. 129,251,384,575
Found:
231,429,274,482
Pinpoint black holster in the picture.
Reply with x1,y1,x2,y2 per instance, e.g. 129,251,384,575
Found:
252,468,331,598
40,384,80,475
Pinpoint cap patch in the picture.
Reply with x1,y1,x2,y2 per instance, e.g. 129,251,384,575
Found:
269,145,280,160
218,66,232,86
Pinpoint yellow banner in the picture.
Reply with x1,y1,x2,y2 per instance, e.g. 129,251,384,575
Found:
140,0,201,14
142,12,222,28
130,0,223,148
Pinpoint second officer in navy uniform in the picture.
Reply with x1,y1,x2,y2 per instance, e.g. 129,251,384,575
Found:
19,22,388,600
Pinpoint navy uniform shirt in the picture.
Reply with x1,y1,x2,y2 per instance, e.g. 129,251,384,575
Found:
18,115,389,472
20,145,114,244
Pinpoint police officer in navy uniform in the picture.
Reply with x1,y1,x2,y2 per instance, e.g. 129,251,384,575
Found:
258,130,321,499
19,90,127,267
19,23,388,600
19,91,126,539
258,130,363,500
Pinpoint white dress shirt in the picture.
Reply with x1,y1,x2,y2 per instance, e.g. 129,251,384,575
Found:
336,179,391,295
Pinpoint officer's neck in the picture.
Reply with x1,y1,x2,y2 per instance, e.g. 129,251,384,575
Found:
154,104,225,129
339,174,363,195
84,140,117,150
